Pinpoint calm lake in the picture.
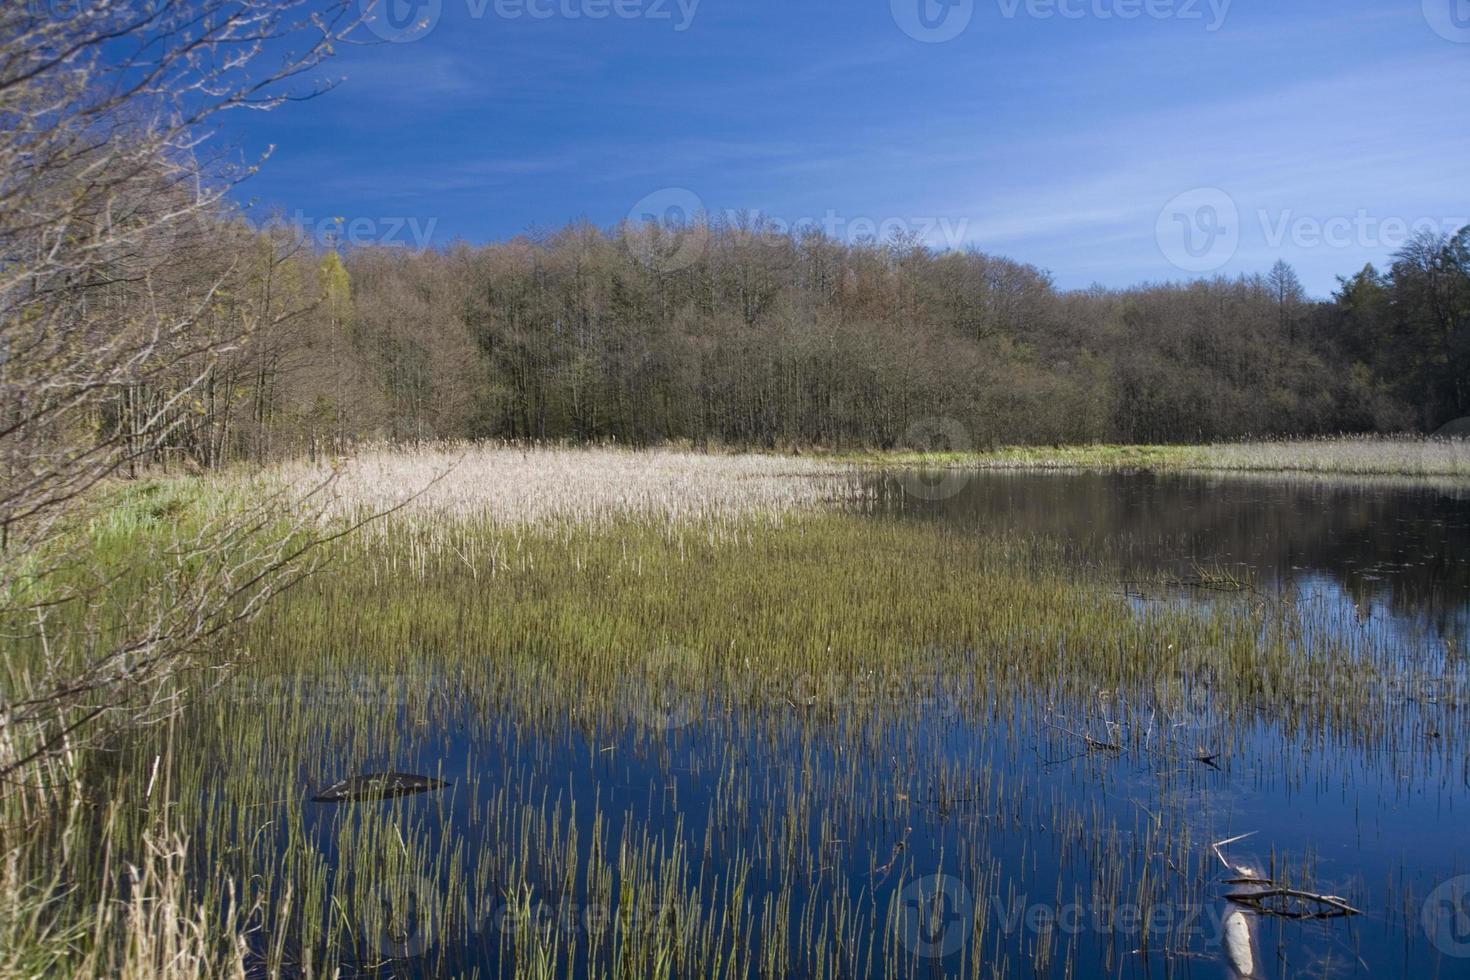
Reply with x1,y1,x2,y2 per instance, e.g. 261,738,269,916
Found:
222,470,1470,979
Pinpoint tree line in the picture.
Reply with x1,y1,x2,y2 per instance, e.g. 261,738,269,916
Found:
149,214,1470,463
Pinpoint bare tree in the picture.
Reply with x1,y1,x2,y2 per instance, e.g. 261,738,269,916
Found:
0,0,359,794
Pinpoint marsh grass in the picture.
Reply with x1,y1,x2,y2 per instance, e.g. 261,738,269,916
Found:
841,434,1470,481
3,455,1466,977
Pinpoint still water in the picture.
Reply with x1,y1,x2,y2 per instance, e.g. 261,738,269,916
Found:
281,471,1470,979
871,469,1470,655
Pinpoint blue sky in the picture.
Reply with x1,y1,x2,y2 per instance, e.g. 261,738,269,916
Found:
219,0,1470,296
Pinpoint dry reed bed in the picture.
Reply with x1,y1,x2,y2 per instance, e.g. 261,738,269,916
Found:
271,445,862,527
1199,435,1470,477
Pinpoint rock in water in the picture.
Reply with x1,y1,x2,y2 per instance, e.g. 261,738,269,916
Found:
311,773,449,803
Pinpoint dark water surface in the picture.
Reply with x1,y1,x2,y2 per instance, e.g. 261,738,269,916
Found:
285,472,1470,979
866,469,1470,637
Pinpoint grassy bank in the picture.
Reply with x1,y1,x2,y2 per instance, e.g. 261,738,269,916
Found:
834,434,1470,479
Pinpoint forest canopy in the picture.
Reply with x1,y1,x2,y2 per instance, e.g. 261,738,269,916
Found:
165,213,1469,463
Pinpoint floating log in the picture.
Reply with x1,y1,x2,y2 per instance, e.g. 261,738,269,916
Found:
311,773,449,803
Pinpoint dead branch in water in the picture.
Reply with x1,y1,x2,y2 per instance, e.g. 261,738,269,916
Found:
1224,887,1362,919
1211,832,1361,920
1044,720,1122,753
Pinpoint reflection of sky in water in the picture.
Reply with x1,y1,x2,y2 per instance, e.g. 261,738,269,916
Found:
299,679,1470,979
1290,572,1469,668
1138,570,1470,673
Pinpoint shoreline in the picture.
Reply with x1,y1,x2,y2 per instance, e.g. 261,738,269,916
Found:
823,437,1470,482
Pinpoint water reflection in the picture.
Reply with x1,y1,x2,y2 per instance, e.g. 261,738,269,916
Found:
864,470,1470,655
